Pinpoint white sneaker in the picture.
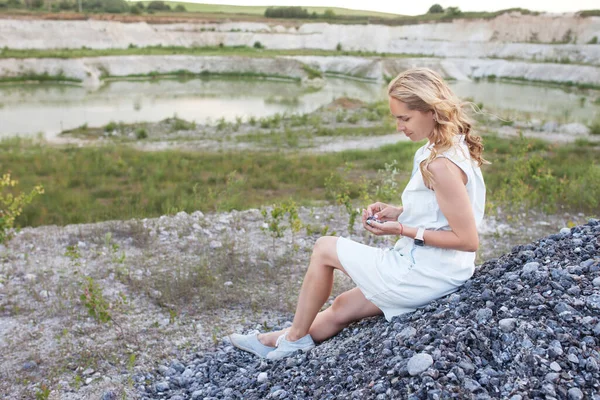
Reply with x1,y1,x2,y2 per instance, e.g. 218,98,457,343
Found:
266,332,315,360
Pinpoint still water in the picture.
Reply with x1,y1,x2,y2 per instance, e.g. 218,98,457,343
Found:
1,77,598,138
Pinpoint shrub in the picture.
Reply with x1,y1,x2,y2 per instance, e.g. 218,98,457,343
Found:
253,41,264,49
0,174,44,244
588,36,598,44
135,128,148,139
58,0,73,10
336,42,342,51
589,119,600,135
264,6,309,18
147,0,170,11
445,6,462,17
427,4,444,13
323,9,335,18
103,0,129,13
578,9,600,17
174,4,185,12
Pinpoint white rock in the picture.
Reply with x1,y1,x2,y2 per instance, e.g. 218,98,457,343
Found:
407,353,433,376
559,123,589,135
257,372,268,383
24,273,36,282
542,121,559,132
224,281,233,286
191,211,204,219
209,240,222,249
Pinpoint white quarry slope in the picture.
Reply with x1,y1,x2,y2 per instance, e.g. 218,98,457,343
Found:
1,55,598,89
1,14,599,63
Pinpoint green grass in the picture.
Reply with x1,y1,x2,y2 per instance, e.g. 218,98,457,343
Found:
135,1,402,18
0,45,430,60
1,133,598,229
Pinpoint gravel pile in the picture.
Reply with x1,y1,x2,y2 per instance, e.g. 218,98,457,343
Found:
136,219,600,400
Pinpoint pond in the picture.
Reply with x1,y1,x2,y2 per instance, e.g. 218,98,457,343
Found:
1,77,597,138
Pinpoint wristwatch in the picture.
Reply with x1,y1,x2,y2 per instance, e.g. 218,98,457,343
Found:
415,227,425,246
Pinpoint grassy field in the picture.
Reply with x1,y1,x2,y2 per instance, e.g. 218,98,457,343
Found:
1,132,598,229
133,1,402,18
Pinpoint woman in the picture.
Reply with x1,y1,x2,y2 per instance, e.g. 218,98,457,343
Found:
229,67,487,360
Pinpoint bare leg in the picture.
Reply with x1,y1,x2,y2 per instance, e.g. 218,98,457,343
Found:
258,236,383,346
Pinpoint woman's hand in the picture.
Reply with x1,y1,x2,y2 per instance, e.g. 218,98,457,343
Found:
365,202,403,222
362,209,403,236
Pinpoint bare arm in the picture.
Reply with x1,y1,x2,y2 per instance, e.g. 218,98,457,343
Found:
362,158,479,252
403,157,479,252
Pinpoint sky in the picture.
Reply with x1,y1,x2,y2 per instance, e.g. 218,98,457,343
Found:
186,0,599,15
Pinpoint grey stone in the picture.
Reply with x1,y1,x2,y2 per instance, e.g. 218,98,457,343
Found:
155,381,169,392
499,318,517,332
407,353,433,376
567,387,584,400
257,372,268,383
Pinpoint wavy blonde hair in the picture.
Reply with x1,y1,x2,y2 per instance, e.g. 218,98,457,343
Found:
388,67,488,186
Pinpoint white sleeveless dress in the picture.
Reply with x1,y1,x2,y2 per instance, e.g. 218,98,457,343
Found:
336,135,486,321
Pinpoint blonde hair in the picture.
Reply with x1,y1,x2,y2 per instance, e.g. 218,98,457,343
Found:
387,67,488,186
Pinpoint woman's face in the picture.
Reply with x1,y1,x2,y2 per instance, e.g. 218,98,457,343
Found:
388,96,435,142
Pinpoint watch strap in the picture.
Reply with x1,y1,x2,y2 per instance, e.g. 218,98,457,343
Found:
415,227,425,246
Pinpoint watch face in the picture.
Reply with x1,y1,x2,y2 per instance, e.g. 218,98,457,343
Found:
415,239,424,246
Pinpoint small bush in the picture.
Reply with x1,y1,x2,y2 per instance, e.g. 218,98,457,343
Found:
0,174,44,244
264,6,309,18
174,4,185,12
578,9,600,17
336,42,342,51
589,119,600,135
147,0,170,11
323,9,335,19
135,128,148,139
588,36,598,44
445,6,462,17
428,4,444,13
253,41,264,49
104,121,117,133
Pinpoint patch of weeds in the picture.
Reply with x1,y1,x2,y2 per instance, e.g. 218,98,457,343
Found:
65,244,81,267
347,113,360,124
80,277,112,323
589,119,600,135
289,113,309,127
168,116,196,132
325,163,369,234
0,173,44,244
261,200,303,250
216,117,228,131
302,64,323,79
135,127,148,139
35,383,50,400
